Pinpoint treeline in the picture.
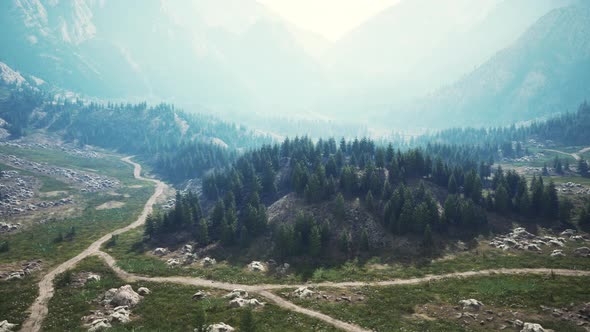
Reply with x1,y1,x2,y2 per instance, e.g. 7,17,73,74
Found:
0,87,270,181
414,101,590,154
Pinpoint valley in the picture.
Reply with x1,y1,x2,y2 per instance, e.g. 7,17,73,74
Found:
1,1,590,331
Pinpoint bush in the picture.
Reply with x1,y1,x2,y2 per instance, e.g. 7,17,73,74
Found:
0,241,9,253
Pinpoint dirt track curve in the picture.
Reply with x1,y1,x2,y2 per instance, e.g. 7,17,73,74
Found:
20,157,590,332
544,146,590,162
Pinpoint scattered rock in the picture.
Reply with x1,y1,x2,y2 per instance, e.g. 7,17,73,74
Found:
103,285,142,307
110,306,131,323
550,250,565,257
205,322,235,332
201,257,216,267
192,290,209,300
293,286,315,299
87,318,111,332
153,248,168,256
520,322,545,332
459,299,484,311
247,261,266,272
574,247,590,257
0,320,17,332
87,274,101,282
560,229,576,237
224,289,248,299
166,258,180,267
229,297,265,308
137,287,150,296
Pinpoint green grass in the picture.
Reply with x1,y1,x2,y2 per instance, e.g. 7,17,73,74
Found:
103,228,304,285
44,256,338,332
104,226,590,285
279,275,590,332
0,277,38,327
0,146,145,186
0,161,71,192
0,185,153,265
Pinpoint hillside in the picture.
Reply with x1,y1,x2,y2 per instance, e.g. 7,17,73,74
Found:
411,1,590,127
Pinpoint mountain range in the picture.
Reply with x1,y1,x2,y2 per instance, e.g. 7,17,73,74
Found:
1,0,589,130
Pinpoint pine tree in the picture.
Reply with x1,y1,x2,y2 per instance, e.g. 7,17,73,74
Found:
194,304,207,332
422,224,434,252
360,228,369,251
240,308,256,332
365,190,375,212
197,218,209,245
579,158,589,177
558,197,574,224
448,174,458,194
495,184,510,214
334,193,346,221
309,225,321,256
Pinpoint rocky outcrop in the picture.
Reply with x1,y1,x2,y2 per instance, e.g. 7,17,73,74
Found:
102,285,142,307
205,322,235,332
520,322,545,332
192,290,210,300
223,289,248,300
228,298,265,308
247,261,266,272
574,247,590,257
293,287,315,299
87,274,101,282
0,320,17,332
137,287,151,296
153,248,168,256
201,257,217,267
459,299,483,311
550,250,565,257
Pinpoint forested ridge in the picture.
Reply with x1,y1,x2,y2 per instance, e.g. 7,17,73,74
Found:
146,136,576,261
0,86,270,181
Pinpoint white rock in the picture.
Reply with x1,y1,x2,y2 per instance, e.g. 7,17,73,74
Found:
520,322,545,332
166,258,180,266
103,285,142,307
459,299,483,311
201,257,217,266
224,289,248,299
247,261,266,272
0,320,17,332
153,248,168,256
137,287,151,295
560,229,576,237
228,297,265,308
87,318,111,332
550,250,565,257
526,244,541,252
574,247,590,257
293,287,315,299
87,274,101,282
192,290,209,300
548,239,564,247
205,322,235,332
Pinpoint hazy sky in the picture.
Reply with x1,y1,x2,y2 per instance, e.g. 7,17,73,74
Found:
256,0,400,41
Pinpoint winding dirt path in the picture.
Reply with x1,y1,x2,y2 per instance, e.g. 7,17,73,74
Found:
20,157,166,332
544,146,590,162
20,157,590,332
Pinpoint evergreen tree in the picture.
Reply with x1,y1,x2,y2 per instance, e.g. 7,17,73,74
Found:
365,190,375,212
360,228,370,251
197,218,209,245
194,304,207,332
559,197,574,224
422,224,434,253
494,184,510,214
334,193,346,221
240,308,256,332
309,225,321,256
448,174,458,194
579,158,589,177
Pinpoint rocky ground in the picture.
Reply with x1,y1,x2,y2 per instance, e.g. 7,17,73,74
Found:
0,260,42,281
488,228,590,257
0,169,73,221
0,154,120,193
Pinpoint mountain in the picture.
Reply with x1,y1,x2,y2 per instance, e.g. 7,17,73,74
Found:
0,0,322,110
320,0,572,113
411,1,590,127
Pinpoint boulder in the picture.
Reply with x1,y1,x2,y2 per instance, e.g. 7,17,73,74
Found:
228,297,265,308
550,250,565,257
574,247,590,257
153,248,168,256
293,287,315,299
137,287,151,296
520,322,545,332
87,318,111,332
182,244,193,253
0,320,17,332
247,261,266,272
192,290,209,300
224,289,248,299
548,239,564,247
513,228,535,239
166,258,180,267
205,322,235,332
560,229,576,237
103,285,142,307
5,272,24,281
526,244,541,252
459,299,484,311
109,306,131,323
202,257,217,267
87,274,101,282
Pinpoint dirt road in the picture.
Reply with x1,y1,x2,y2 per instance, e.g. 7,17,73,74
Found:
20,157,166,332
20,157,590,332
544,146,590,162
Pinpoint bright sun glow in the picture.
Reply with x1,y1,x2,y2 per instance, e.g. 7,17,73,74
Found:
256,0,401,41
